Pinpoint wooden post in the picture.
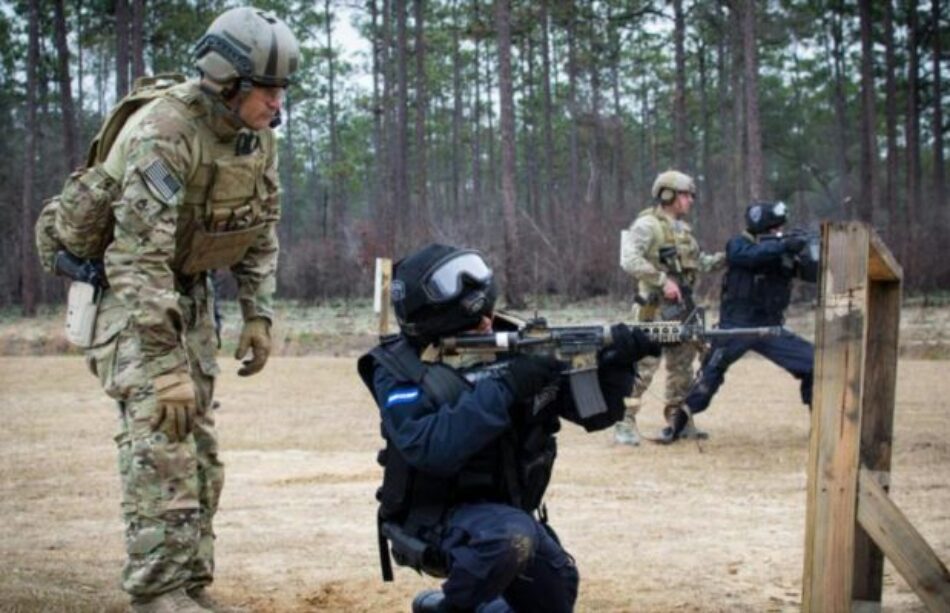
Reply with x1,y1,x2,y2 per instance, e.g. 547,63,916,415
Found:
374,257,393,336
802,222,950,612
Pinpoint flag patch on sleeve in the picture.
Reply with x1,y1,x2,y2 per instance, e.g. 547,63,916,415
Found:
385,386,421,408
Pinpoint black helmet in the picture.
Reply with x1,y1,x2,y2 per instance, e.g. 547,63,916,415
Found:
745,201,788,235
392,244,497,344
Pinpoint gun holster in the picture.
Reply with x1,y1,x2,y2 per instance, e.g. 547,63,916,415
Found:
65,281,100,348
380,521,448,580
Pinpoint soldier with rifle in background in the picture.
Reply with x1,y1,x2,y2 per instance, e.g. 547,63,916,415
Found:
616,170,725,446
658,201,818,444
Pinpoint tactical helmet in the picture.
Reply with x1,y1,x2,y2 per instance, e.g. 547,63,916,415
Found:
651,170,696,204
194,7,300,89
745,201,788,235
392,244,497,344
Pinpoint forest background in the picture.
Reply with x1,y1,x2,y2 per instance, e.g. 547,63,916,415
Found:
1,0,948,314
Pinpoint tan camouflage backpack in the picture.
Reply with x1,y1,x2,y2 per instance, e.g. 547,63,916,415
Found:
35,74,186,272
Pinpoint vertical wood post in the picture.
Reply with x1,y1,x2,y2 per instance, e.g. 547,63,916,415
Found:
374,257,393,336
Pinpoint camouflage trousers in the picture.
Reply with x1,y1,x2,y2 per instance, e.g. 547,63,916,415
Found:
623,303,701,424
85,289,224,601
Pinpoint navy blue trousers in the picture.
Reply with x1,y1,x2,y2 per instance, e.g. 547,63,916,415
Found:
684,326,814,415
436,503,579,612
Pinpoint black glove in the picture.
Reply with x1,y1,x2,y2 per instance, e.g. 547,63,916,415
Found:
502,354,562,402
610,323,661,362
783,236,807,254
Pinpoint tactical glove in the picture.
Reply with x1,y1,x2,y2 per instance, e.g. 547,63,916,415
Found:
610,323,662,362
235,317,271,376
502,354,562,402
783,236,807,254
151,370,197,442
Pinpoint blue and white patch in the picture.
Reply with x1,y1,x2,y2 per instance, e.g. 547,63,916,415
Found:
385,386,421,408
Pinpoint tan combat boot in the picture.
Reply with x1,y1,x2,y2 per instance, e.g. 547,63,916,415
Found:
614,400,642,446
131,588,210,612
187,587,248,613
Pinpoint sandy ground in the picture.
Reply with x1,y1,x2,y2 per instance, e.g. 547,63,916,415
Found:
1,355,948,612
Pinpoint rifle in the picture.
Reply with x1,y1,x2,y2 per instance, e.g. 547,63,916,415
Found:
759,228,820,282
438,309,784,419
656,245,695,320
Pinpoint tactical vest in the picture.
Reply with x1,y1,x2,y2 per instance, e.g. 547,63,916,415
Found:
720,232,794,326
159,84,278,275
635,206,701,286
35,77,278,277
357,335,558,580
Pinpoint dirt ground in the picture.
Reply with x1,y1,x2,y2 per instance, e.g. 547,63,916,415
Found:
1,354,948,612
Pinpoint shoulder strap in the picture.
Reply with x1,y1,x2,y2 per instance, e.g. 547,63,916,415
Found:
85,73,188,167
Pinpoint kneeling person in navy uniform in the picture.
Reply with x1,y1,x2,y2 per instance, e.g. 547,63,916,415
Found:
358,244,658,612
662,202,817,443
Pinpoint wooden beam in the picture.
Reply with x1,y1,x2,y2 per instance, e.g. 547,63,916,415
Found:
857,468,950,612
803,223,870,613
867,229,902,282
374,257,393,336
852,275,902,604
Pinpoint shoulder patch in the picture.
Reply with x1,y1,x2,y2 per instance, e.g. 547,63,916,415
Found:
385,386,421,409
140,158,182,205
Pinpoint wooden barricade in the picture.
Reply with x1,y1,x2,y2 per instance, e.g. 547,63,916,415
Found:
802,222,950,612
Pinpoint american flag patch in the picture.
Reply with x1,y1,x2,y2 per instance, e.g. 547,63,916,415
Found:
142,158,181,203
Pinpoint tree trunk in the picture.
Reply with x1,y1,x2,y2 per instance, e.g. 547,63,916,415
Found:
541,0,555,226
932,0,946,215
729,3,746,207
611,31,625,212
53,0,80,171
906,0,921,228
370,0,383,221
857,0,877,223
698,40,713,222
413,0,428,227
496,0,523,307
115,0,129,99
450,0,462,213
130,0,145,81
76,0,84,138
883,0,899,233
673,0,688,170
20,0,40,316
325,0,343,232
395,0,410,246
471,1,483,215
741,0,763,200
827,0,852,218
281,93,295,245
567,3,580,209
587,9,603,214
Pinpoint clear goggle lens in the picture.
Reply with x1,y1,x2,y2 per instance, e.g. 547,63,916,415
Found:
424,252,492,302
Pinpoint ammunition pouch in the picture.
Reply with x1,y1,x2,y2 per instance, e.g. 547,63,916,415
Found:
65,281,101,348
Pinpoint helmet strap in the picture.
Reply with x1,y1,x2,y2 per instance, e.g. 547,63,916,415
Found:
200,77,255,131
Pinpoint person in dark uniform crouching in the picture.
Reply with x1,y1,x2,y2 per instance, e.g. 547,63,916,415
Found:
357,244,659,612
660,201,818,443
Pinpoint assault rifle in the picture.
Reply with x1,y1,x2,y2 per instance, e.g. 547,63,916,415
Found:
438,309,784,419
759,228,820,283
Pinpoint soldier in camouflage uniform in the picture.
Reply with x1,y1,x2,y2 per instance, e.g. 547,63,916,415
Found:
616,170,725,446
79,9,299,612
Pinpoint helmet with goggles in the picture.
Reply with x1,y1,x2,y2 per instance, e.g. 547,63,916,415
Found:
392,244,497,344
745,201,788,235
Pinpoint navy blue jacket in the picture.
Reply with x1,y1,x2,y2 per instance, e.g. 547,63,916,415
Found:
369,353,633,478
720,232,797,326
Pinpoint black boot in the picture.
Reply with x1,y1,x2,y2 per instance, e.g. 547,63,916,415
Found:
412,589,448,613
